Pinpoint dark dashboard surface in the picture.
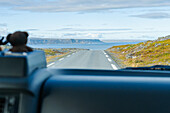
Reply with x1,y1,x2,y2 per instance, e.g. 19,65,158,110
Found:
41,69,170,113
0,68,170,113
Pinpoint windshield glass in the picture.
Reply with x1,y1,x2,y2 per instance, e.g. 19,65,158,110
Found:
0,0,169,70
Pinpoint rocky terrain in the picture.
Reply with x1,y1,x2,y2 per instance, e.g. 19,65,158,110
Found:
106,36,170,67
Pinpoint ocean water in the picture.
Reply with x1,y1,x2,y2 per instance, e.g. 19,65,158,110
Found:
29,42,142,50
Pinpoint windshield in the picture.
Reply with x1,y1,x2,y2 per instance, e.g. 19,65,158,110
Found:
0,0,169,70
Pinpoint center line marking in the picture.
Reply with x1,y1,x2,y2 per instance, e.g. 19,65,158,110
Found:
47,62,55,67
103,51,106,54
67,55,71,57
106,55,109,57
108,58,112,62
59,58,64,61
111,64,118,70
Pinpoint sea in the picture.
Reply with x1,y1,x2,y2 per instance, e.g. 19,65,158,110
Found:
29,41,143,50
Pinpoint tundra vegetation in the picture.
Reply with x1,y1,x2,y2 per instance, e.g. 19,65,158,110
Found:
35,48,83,63
107,36,170,67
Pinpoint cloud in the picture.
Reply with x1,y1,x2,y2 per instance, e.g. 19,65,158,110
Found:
25,29,39,31
1,0,170,12
136,35,155,40
0,28,8,35
65,24,82,27
62,33,103,39
0,23,7,27
85,33,103,38
131,12,170,19
63,33,78,36
0,23,8,35
56,28,132,31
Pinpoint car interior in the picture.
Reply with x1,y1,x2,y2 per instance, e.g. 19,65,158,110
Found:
0,50,170,113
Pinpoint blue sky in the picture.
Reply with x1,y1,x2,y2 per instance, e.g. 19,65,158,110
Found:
0,0,170,40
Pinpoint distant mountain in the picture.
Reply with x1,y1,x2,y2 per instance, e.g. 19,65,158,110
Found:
28,38,104,44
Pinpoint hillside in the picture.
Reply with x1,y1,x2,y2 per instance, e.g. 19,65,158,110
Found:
34,48,83,63
28,38,104,44
106,36,170,67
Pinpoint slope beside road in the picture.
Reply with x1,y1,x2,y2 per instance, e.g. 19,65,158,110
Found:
47,50,120,70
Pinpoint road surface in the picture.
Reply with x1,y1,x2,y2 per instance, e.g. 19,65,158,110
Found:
47,50,120,70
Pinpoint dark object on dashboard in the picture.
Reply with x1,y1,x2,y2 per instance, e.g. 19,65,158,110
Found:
0,37,8,51
6,31,33,52
0,37,8,45
0,51,46,77
124,65,170,71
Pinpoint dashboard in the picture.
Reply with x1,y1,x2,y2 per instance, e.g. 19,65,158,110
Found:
0,51,170,113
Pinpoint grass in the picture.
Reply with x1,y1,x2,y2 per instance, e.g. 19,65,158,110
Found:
35,48,85,63
46,52,69,63
106,38,170,67
36,48,76,63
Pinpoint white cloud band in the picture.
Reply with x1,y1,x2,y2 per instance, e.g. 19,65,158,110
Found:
1,0,170,12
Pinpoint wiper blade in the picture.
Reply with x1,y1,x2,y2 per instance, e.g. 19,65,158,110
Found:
123,65,170,71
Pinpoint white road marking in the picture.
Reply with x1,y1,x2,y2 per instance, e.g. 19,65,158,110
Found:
59,58,64,61
47,62,55,67
103,51,106,54
111,64,118,70
67,55,71,57
108,58,112,62
106,55,109,58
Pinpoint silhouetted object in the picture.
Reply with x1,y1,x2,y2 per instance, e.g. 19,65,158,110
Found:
7,31,33,52
0,37,8,51
0,37,8,45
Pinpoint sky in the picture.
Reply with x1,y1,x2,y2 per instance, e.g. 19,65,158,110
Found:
0,0,170,40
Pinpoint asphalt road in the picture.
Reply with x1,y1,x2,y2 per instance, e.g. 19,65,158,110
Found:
48,50,120,70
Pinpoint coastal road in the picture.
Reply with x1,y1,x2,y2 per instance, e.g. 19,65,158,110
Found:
47,50,120,70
